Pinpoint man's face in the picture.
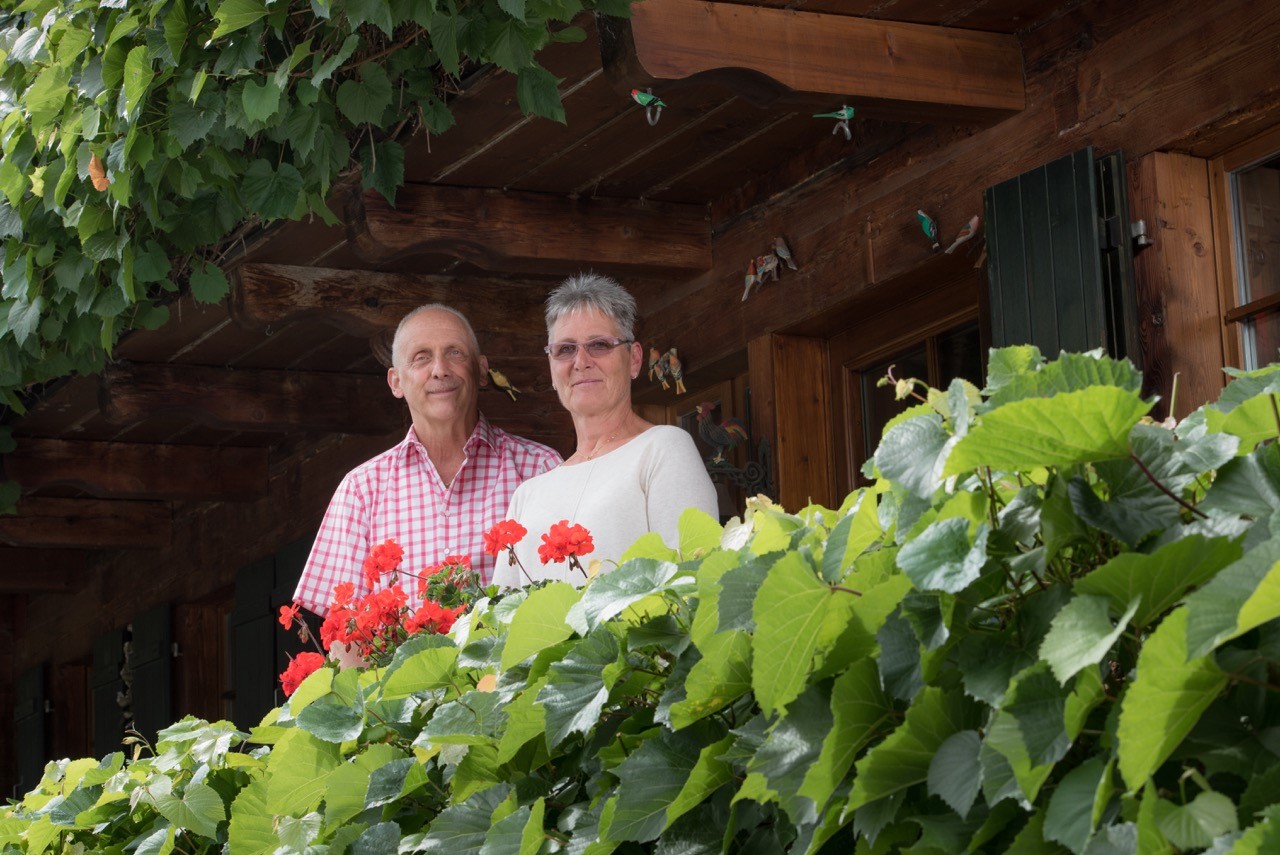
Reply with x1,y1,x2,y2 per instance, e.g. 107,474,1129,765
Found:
387,310,488,431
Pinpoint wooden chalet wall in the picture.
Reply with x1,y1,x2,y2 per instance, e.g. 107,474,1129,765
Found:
3,0,1279,791
629,0,1279,505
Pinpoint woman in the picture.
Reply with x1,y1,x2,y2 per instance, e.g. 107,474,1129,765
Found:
493,273,719,586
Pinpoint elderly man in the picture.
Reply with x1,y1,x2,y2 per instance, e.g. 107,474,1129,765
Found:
293,304,561,615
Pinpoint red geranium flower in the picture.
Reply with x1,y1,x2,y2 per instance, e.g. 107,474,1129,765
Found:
362,539,405,587
279,652,326,697
278,602,301,629
537,520,594,565
483,520,528,557
405,600,465,635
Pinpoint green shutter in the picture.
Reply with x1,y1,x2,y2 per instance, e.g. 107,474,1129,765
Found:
129,604,172,745
984,147,1138,361
13,664,46,793
91,628,125,755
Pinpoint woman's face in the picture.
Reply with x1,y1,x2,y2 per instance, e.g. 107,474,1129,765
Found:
548,306,643,420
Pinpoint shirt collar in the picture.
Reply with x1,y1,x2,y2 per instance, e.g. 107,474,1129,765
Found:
396,414,496,460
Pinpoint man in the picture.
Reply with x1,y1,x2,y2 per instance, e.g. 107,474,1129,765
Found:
293,304,561,615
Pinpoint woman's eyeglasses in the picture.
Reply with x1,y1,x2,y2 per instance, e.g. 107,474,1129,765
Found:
544,337,634,361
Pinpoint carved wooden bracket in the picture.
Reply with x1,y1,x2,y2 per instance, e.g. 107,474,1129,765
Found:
599,0,1025,123
346,183,712,276
0,498,170,549
100,363,404,435
3,439,267,501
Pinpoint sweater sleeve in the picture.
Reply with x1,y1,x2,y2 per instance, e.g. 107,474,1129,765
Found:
643,427,720,549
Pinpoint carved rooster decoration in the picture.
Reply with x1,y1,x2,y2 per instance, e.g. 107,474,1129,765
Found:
695,401,749,464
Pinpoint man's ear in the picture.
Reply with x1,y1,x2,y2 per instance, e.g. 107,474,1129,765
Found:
388,366,404,398
478,354,491,386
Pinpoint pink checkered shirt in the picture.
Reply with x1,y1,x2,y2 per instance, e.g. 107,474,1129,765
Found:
294,416,561,614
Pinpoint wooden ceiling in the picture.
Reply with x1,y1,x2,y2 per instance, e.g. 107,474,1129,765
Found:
0,0,1060,588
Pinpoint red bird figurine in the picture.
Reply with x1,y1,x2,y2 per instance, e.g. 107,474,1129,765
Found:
695,401,749,464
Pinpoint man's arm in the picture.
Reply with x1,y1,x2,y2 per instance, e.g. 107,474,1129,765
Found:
294,474,371,615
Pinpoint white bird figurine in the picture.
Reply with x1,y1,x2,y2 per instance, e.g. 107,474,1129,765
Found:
944,215,981,254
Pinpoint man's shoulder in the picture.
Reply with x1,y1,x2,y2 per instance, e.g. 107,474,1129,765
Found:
487,425,562,472
340,436,414,484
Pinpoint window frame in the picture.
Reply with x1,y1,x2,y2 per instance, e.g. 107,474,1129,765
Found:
1209,124,1280,369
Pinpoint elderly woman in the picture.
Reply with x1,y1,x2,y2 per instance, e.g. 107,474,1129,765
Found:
493,273,719,586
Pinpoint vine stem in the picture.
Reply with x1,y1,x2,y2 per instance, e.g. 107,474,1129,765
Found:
829,584,863,596
1129,451,1208,519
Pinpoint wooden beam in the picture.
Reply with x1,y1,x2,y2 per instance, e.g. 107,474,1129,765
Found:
0,550,90,593
4,439,268,500
0,499,169,549
100,363,404,435
599,0,1025,123
231,264,551,340
346,184,712,276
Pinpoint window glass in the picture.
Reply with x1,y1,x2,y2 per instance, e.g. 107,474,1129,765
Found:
1232,154,1280,306
860,346,928,459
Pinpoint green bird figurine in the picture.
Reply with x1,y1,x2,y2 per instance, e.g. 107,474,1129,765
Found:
813,106,855,121
630,89,667,109
917,210,940,251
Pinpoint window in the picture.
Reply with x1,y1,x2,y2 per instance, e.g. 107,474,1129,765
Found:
1212,126,1280,369
827,267,985,494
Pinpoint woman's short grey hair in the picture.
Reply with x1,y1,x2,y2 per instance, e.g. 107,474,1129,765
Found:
545,273,637,341
392,303,482,365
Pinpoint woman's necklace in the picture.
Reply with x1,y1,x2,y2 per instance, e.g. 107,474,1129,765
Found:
578,416,631,462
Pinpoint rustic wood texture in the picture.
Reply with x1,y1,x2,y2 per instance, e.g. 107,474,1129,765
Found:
640,0,1280,414
609,0,1025,121
50,664,91,762
1129,152,1225,419
231,264,553,342
0,499,170,549
4,439,267,501
173,601,229,724
347,184,712,276
751,334,836,510
100,363,404,435
0,549,90,592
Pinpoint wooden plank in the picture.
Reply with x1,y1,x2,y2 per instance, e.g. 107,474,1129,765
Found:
768,334,836,511
346,184,712,277
101,363,405,435
0,498,170,549
0,549,90,592
602,0,1025,122
231,263,553,340
4,439,267,500
1130,152,1225,418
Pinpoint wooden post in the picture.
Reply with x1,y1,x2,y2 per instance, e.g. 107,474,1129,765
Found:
748,333,836,511
1129,151,1225,417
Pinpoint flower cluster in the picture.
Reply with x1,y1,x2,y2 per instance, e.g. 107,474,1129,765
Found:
279,652,325,697
277,539,474,684
538,520,594,565
483,519,527,558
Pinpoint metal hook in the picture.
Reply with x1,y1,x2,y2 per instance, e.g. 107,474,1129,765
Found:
833,119,851,140
644,89,662,126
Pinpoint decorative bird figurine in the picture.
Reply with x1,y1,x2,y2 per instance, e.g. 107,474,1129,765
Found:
648,347,669,389
665,348,687,395
917,210,940,251
773,236,797,270
488,368,520,401
740,258,759,302
630,88,666,110
756,253,780,283
944,214,981,254
695,401,749,464
813,105,855,121
813,105,854,139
